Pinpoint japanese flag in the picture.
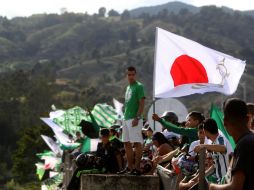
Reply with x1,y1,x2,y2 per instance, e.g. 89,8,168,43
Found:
154,27,246,98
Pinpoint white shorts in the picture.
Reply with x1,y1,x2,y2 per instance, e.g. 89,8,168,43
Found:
122,119,143,143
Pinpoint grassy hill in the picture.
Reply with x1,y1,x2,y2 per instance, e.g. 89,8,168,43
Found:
0,4,254,110
244,10,254,17
129,1,200,17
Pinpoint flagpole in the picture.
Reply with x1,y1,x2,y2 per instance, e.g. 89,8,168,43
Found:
152,27,159,131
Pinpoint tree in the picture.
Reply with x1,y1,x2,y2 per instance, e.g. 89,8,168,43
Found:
98,7,106,17
12,125,52,183
108,9,120,17
157,8,169,20
121,10,130,20
128,25,138,48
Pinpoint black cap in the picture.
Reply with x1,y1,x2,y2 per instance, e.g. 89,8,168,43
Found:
110,124,120,130
100,128,110,137
161,111,178,123
78,120,99,138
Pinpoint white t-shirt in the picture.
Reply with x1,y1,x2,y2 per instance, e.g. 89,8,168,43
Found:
212,134,233,182
188,138,211,157
162,129,181,139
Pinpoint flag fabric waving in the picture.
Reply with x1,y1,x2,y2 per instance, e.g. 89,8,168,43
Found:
36,151,61,170
36,162,45,180
80,138,100,153
48,104,118,136
52,129,80,150
36,151,55,159
113,98,124,119
42,173,63,190
154,27,246,98
92,103,118,128
41,135,62,156
41,118,81,150
41,118,64,132
210,104,236,149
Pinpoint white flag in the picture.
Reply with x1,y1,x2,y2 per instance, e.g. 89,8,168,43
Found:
49,110,65,119
52,129,80,149
41,135,62,156
113,98,124,119
41,118,63,132
42,156,60,170
41,118,80,150
154,27,246,98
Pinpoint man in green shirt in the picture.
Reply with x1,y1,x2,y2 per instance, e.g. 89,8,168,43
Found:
118,66,145,176
152,111,205,144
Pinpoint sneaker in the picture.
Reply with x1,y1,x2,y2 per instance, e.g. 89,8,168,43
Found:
130,169,142,176
117,167,131,175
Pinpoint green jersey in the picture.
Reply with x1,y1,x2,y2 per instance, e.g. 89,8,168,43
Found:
124,81,145,120
159,119,198,144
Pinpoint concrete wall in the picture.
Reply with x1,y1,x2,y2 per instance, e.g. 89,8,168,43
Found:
80,174,160,190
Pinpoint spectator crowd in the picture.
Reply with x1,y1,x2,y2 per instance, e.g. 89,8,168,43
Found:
65,67,254,190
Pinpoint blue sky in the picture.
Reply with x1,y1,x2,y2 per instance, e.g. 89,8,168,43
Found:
1,0,254,18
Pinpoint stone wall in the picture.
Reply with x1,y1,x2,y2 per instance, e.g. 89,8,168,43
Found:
80,174,160,190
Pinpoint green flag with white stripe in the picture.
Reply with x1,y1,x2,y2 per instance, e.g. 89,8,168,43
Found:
36,162,45,180
51,104,118,136
80,138,100,153
210,104,236,149
91,103,118,128
51,106,84,135
42,172,63,190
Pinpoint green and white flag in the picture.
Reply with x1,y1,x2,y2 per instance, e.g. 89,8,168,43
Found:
49,171,59,178
42,172,63,190
52,129,80,151
50,104,118,135
41,118,64,133
37,151,55,159
210,104,236,149
41,135,62,156
91,103,118,128
51,106,84,135
35,162,45,180
41,118,81,150
37,151,61,170
113,98,124,119
43,156,61,170
54,128,80,150
80,138,100,153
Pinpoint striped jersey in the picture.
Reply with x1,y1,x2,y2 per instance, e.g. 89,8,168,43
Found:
211,134,233,182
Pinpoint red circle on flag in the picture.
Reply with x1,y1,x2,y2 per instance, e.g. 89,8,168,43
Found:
170,55,208,87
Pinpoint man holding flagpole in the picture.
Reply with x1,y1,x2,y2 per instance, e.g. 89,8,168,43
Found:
118,66,145,175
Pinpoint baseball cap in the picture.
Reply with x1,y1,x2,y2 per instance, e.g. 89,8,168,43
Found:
161,111,178,123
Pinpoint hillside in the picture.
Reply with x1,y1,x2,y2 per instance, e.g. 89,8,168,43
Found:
244,10,254,17
0,4,254,115
129,1,200,16
129,1,254,18
1,2,254,188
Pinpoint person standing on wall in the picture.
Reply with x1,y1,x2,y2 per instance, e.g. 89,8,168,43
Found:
118,66,145,175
